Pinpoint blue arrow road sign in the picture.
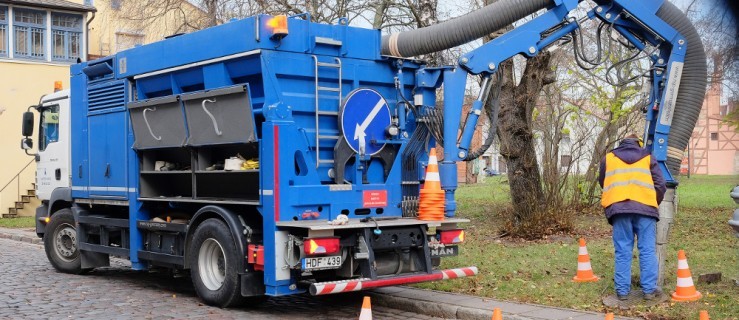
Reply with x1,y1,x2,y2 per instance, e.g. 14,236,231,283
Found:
340,88,391,156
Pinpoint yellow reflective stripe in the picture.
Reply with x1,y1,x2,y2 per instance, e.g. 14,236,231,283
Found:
604,172,654,189
604,168,652,178
602,179,655,192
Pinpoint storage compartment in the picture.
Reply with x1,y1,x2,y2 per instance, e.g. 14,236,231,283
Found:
195,171,259,201
129,95,188,149
182,85,257,146
143,230,185,256
140,172,193,198
137,220,187,266
139,148,193,199
194,143,258,172
193,143,259,202
140,148,192,172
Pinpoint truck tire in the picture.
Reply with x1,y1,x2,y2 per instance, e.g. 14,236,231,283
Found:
43,208,90,274
189,219,246,307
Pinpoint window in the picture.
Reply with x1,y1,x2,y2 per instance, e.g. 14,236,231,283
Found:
51,13,82,61
110,0,122,10
14,8,46,59
560,134,571,148
560,155,572,167
39,105,60,151
116,32,144,52
0,7,7,57
3,8,84,62
710,132,718,141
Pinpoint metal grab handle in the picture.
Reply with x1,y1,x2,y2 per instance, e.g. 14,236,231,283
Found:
142,108,162,141
298,128,312,151
201,99,223,136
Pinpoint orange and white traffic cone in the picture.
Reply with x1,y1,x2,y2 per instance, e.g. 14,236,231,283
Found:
671,250,701,302
605,313,614,320
359,296,372,320
699,310,709,320
492,307,502,320
418,148,445,221
573,238,599,282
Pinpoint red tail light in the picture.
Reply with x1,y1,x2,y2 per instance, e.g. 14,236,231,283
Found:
304,237,340,256
439,229,465,244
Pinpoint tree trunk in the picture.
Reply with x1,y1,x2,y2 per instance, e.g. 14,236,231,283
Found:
413,0,441,65
496,53,554,225
466,161,476,184
372,0,390,29
204,0,219,27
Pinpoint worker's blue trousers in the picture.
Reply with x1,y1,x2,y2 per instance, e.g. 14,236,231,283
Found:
612,213,658,296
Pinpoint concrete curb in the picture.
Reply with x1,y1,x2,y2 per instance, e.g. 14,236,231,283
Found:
0,229,41,245
368,287,632,320
369,292,516,320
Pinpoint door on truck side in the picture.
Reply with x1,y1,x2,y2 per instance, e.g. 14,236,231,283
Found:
36,92,71,201
87,110,128,198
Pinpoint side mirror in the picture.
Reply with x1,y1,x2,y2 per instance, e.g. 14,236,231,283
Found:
21,137,33,150
22,111,34,137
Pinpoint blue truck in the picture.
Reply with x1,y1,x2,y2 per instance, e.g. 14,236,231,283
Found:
19,0,705,307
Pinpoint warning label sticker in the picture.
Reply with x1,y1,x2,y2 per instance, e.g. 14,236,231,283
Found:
362,190,387,208
659,62,684,127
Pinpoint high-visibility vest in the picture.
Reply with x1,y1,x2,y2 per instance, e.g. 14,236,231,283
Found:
601,153,658,208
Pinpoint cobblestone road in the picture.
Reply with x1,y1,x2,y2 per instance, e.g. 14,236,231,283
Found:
0,238,441,320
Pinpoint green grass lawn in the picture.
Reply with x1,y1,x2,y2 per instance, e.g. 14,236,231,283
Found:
0,216,35,228
418,174,739,320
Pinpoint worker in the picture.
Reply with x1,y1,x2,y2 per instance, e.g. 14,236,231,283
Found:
599,133,666,301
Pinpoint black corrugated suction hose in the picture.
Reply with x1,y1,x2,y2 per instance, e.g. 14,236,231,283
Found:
381,0,551,57
381,0,706,177
655,1,707,176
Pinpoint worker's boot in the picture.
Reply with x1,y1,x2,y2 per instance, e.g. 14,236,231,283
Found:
643,289,665,301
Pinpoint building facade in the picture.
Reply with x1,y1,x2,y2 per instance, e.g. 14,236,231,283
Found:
0,0,206,217
0,0,94,217
87,0,209,59
683,63,738,175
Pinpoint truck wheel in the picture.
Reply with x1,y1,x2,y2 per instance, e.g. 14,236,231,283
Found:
43,208,89,274
190,219,246,308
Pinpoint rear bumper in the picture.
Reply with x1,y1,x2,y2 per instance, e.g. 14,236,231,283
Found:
309,266,478,295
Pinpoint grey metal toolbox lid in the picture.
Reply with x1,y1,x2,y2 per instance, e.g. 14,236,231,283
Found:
181,84,257,146
129,95,188,149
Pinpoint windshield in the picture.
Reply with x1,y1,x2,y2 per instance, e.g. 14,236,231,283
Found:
39,105,60,151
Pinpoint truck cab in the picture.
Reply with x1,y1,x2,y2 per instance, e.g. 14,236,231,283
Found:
34,90,71,201
20,88,72,223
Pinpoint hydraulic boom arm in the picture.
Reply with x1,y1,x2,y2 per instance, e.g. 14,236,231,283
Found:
450,0,699,185
383,0,705,286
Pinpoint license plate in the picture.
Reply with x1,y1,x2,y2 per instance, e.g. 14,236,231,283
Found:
430,245,458,258
302,256,342,271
